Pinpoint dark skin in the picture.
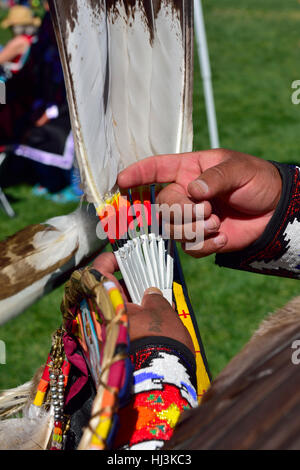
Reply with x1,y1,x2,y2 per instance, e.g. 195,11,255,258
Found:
117,148,282,257
93,150,283,352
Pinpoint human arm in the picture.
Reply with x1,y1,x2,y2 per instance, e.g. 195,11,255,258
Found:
215,162,300,279
117,148,282,256
92,253,198,450
118,149,300,279
0,36,30,64
117,149,300,279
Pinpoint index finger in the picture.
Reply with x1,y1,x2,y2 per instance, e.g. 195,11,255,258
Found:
92,252,130,303
117,154,184,188
92,251,119,276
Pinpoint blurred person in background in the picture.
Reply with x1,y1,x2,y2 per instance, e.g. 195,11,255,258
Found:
15,0,78,201
0,1,17,8
0,2,82,202
0,5,40,143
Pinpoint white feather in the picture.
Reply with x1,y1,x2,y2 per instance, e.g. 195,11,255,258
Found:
0,407,53,450
0,379,53,450
49,0,193,205
48,0,193,304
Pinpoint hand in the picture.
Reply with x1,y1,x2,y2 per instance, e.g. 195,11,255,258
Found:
117,149,282,257
92,252,194,352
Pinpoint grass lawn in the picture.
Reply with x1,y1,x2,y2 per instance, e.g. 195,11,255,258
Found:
1,0,300,389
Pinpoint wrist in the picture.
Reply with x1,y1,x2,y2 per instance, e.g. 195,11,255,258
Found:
114,336,198,450
268,160,283,211
216,163,300,279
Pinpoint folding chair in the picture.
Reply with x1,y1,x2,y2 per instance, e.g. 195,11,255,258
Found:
0,148,15,218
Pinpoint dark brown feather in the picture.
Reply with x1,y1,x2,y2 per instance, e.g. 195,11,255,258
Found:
0,224,77,300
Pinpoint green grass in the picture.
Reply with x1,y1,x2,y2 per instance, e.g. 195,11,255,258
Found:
1,0,300,389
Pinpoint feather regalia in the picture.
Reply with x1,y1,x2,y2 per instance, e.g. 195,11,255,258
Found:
49,0,193,304
0,1,211,451
49,0,210,403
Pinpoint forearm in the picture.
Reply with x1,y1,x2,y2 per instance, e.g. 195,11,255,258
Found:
0,39,27,64
216,163,300,279
0,47,17,64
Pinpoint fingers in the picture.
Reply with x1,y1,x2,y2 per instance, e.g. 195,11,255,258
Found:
118,149,252,199
92,251,119,276
156,184,215,244
117,154,184,188
156,184,212,222
141,287,172,310
162,213,221,243
92,252,129,301
188,158,251,202
182,231,228,258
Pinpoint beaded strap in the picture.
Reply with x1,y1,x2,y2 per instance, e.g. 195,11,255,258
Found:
31,328,71,450
31,268,131,450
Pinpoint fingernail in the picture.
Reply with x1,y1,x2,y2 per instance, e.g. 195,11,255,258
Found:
204,218,218,232
192,179,209,195
193,203,205,219
144,287,163,296
213,234,226,247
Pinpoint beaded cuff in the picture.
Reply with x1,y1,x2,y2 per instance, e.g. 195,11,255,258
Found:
216,163,300,279
114,336,198,450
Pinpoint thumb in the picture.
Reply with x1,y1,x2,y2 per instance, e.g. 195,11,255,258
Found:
187,159,247,201
141,287,194,352
141,287,172,312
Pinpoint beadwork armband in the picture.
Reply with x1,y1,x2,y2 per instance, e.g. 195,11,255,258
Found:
216,163,300,279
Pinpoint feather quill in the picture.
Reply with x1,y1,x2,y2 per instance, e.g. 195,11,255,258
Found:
0,381,33,419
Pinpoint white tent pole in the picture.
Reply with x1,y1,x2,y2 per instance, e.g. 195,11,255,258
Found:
194,0,220,149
